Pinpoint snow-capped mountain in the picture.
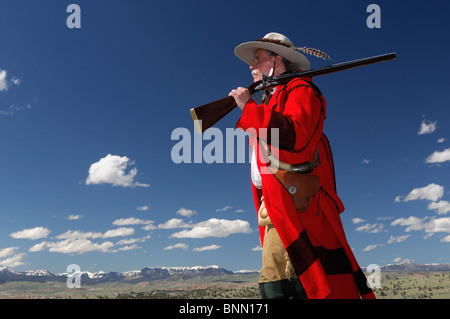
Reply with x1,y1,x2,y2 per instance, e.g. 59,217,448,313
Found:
0,265,257,284
1,263,448,285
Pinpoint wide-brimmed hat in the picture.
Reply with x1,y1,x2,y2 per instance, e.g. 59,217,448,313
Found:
234,32,331,71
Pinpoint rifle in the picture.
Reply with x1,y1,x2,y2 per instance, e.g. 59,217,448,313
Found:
190,52,396,134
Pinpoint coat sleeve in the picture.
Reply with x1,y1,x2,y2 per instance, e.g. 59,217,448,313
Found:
236,82,324,152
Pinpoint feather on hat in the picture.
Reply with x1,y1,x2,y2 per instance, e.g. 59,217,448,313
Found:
234,32,331,71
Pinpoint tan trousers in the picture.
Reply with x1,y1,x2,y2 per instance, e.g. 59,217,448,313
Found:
259,225,296,283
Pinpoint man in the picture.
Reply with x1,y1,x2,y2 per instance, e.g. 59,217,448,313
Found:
229,32,375,299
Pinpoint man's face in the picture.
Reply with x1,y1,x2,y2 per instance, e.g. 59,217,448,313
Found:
250,49,276,82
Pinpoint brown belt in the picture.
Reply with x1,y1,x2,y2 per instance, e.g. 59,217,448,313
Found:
260,140,321,212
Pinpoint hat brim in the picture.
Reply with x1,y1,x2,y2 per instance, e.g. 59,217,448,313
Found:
234,41,310,71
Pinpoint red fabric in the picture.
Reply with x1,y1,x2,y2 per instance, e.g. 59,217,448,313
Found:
237,77,375,299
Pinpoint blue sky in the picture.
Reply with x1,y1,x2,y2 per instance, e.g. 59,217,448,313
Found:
0,0,449,274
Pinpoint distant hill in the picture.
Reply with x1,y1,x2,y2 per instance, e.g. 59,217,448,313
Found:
0,262,448,285
0,265,258,285
379,262,450,273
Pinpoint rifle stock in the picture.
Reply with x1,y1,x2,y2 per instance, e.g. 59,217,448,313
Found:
190,52,396,134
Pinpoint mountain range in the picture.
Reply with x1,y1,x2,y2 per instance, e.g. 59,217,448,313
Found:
0,262,449,285
0,265,258,285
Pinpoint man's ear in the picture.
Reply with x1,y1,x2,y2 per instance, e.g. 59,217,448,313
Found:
275,55,283,66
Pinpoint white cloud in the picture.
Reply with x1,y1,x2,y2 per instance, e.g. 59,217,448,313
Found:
361,159,370,164
362,244,382,252
102,227,135,238
395,183,444,202
55,227,134,240
67,214,83,220
170,218,252,239
32,238,115,254
157,218,192,229
193,244,221,252
0,247,20,258
112,217,153,226
0,252,26,268
116,244,140,252
216,206,232,212
0,69,8,91
418,119,437,135
56,230,103,240
387,235,410,244
115,235,150,245
0,104,32,116
137,205,149,211
425,148,450,164
176,207,196,217
29,227,136,255
10,226,51,240
355,223,385,233
437,137,446,144
427,200,450,215
164,243,188,251
11,76,21,86
351,218,365,224
86,154,149,188
391,216,450,235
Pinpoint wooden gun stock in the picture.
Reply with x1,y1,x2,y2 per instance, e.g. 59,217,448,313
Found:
190,52,397,134
190,96,237,135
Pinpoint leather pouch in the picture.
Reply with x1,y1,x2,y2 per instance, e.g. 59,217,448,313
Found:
273,170,320,212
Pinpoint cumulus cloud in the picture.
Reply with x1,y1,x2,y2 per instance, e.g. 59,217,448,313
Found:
103,227,135,238
0,247,26,268
193,244,221,252
67,214,83,220
0,251,26,267
0,247,20,258
137,205,149,211
112,217,153,226
394,183,444,203
425,148,450,164
164,243,188,251
216,206,232,212
0,69,8,91
31,238,115,254
418,119,437,135
387,235,410,244
362,244,382,252
391,216,450,236
86,154,149,188
170,218,252,239
55,227,134,240
176,207,196,217
427,200,450,215
351,218,365,224
29,227,142,255
10,226,51,240
157,218,192,229
355,223,385,234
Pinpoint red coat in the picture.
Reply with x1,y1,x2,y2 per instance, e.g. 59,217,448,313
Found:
237,77,375,299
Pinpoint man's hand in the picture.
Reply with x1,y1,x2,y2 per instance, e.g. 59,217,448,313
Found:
229,87,251,111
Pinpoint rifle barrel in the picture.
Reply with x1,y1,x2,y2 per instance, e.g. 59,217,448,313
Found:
191,52,397,133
